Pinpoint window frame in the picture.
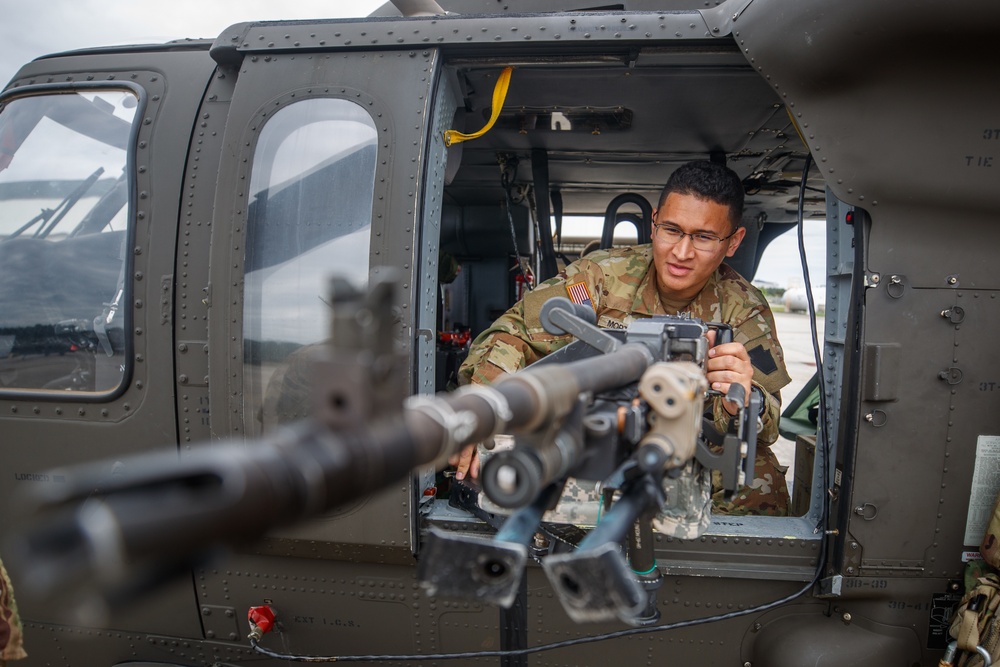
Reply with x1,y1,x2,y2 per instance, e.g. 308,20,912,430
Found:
0,82,145,402
238,95,380,438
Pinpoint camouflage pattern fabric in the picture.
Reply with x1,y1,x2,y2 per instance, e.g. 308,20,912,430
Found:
711,447,790,516
459,244,792,520
0,558,26,664
477,449,711,540
981,487,1000,569
964,559,996,595
949,569,1000,665
477,445,786,533
655,461,713,538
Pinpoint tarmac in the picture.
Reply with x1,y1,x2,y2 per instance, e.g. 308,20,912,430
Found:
770,309,826,490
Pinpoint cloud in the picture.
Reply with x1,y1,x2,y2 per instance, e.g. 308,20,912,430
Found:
755,223,827,289
0,0,387,88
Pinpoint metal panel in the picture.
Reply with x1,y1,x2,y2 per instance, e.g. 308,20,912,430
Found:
411,63,462,551
734,0,1000,220
204,49,441,556
0,50,215,644
734,0,1000,591
861,343,901,403
848,284,1000,578
196,554,480,657
174,63,236,449
213,12,722,59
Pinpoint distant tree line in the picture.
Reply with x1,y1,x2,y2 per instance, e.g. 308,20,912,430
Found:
244,338,302,364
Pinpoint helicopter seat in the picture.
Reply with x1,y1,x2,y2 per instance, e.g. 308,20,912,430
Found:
599,193,653,249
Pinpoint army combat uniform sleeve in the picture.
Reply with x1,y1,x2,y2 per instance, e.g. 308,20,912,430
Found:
696,265,793,515
457,248,642,386
709,279,790,446
456,281,574,387
676,264,789,446
455,280,571,386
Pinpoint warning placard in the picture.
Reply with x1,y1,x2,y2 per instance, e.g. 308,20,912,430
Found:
964,435,1000,546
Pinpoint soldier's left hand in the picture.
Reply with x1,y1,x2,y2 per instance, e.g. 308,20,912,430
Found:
705,330,753,416
448,443,480,481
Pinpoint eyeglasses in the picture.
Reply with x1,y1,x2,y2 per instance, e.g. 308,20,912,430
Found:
652,223,736,252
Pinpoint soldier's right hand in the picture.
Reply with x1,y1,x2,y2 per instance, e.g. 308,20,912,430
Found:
705,329,753,416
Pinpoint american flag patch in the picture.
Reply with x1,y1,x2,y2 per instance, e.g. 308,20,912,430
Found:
567,281,594,310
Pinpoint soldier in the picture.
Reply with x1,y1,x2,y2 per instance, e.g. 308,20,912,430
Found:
453,160,791,516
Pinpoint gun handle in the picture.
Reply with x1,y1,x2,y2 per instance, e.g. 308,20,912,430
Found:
707,322,733,346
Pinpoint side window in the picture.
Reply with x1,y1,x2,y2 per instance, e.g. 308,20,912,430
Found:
0,89,137,395
242,98,377,434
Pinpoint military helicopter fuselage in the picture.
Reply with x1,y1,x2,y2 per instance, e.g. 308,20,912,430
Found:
1,1,999,665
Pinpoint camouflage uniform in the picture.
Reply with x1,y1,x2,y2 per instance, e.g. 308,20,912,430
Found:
1,558,26,665
459,244,792,518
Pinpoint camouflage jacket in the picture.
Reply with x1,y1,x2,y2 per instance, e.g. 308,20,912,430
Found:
458,244,792,446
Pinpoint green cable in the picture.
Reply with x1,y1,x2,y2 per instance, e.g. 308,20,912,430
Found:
596,493,657,575
631,562,658,576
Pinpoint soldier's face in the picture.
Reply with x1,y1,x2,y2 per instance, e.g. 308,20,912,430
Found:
651,193,745,302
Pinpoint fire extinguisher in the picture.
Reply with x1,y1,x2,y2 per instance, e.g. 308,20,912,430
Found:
514,263,533,301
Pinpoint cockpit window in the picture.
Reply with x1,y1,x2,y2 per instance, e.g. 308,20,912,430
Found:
242,98,377,435
0,89,137,395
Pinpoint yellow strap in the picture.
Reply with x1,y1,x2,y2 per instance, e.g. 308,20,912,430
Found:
444,66,513,147
785,106,809,151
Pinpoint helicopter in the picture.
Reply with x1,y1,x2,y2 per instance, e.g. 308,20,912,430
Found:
1,0,999,665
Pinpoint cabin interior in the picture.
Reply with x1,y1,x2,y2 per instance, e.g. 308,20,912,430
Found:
419,43,838,521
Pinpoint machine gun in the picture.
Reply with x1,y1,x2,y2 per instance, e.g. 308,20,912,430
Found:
418,297,761,625
3,274,760,626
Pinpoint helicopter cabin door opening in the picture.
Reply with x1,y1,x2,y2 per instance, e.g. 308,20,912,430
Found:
426,46,840,565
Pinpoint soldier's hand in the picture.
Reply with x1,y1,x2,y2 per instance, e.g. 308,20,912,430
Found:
448,443,480,481
705,330,753,416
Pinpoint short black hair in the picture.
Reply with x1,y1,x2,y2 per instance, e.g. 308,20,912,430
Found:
658,161,745,230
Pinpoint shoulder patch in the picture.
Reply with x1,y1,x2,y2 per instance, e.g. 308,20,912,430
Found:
567,280,595,311
748,344,779,376
523,283,570,327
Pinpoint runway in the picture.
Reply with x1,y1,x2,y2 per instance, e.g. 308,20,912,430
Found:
769,310,826,485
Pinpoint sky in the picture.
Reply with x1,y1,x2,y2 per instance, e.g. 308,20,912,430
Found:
0,0,388,87
753,223,827,289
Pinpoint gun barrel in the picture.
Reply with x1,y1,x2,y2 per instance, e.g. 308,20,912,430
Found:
6,340,654,610
459,343,655,508
6,418,424,607
498,342,654,432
